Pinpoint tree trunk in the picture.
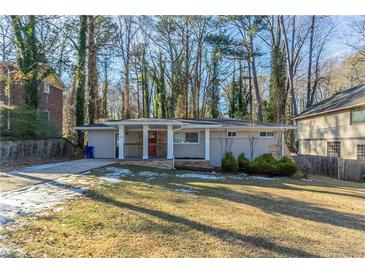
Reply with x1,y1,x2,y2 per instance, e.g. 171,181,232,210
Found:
249,33,263,122
306,16,315,108
123,65,130,118
102,58,108,118
280,16,298,116
87,15,97,124
75,16,87,146
247,60,253,121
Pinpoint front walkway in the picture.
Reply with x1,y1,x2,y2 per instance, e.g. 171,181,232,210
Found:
0,159,116,192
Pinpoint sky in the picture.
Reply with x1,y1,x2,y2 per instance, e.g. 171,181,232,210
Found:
324,16,363,59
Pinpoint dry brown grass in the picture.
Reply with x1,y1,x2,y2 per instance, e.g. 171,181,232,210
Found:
2,165,365,257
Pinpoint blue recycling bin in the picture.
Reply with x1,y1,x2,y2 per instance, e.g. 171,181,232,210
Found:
85,146,94,158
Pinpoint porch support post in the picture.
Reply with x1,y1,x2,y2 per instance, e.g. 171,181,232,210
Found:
167,125,173,159
205,128,210,161
118,125,125,160
143,125,149,160
281,130,285,158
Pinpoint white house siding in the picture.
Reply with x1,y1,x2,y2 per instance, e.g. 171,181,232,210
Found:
209,130,282,167
87,130,117,158
125,130,142,143
87,128,283,164
173,130,205,159
297,109,365,159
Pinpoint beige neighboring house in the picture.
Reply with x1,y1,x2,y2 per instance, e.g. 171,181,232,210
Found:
75,118,294,167
294,84,365,160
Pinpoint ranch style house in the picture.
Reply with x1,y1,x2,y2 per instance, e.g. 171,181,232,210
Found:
75,118,295,168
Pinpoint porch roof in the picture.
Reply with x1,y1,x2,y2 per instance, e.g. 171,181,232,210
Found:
75,118,295,130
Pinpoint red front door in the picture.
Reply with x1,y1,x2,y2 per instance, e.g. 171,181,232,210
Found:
148,131,157,157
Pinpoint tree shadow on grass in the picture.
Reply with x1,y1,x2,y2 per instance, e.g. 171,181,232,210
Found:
82,189,318,257
91,167,365,232
177,177,365,200
106,174,365,232
178,184,365,232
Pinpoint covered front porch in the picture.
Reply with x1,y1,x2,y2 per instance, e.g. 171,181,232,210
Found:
105,120,212,161
120,125,171,159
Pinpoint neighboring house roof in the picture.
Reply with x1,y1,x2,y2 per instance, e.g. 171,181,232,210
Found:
76,118,295,130
0,61,65,91
294,84,365,120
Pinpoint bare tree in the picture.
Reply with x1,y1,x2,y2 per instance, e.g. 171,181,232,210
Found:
115,16,139,118
0,16,16,61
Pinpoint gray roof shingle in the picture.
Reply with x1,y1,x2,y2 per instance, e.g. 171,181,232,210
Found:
179,118,290,128
76,118,294,129
294,84,365,120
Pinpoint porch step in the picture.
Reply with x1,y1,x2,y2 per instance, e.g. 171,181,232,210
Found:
174,159,218,172
118,159,173,169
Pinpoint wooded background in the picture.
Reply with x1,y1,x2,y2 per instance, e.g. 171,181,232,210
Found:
1,16,364,146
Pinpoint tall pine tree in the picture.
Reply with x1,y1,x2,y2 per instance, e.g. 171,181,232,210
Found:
75,16,87,146
153,55,167,118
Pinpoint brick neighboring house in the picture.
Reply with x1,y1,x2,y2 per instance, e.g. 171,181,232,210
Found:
0,62,64,135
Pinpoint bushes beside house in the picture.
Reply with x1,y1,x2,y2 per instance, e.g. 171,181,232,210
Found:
0,106,59,140
221,152,238,172
222,152,297,177
249,153,278,175
276,156,298,176
237,153,250,171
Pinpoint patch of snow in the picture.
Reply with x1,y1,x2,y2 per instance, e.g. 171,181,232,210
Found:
176,173,224,180
104,167,132,177
0,234,9,241
57,175,92,185
250,176,277,181
137,171,168,177
99,177,121,184
97,167,132,184
176,188,198,193
0,245,14,257
301,178,313,182
0,180,85,227
53,207,64,213
238,173,248,177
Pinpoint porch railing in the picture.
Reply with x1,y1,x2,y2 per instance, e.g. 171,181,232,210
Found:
124,143,143,158
124,143,167,158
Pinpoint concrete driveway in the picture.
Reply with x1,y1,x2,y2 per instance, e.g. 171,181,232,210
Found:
0,159,116,192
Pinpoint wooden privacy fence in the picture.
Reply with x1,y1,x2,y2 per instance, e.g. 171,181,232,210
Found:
294,154,365,181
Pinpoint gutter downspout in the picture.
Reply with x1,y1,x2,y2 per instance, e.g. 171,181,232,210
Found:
281,129,285,158
7,67,11,130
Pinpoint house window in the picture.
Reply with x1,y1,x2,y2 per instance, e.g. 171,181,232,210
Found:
351,108,365,124
227,131,237,137
44,82,51,94
259,131,275,137
327,141,341,157
174,132,199,144
41,110,50,121
357,145,365,160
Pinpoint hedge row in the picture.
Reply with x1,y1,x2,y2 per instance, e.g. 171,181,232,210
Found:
221,152,297,177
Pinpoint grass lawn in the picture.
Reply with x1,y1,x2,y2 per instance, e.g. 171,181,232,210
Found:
2,165,365,257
